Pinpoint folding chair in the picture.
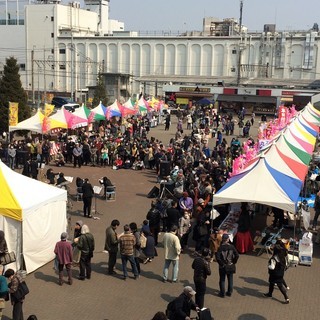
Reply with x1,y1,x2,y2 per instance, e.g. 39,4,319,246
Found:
106,185,116,201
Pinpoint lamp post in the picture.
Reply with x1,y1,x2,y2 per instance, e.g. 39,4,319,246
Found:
236,0,244,86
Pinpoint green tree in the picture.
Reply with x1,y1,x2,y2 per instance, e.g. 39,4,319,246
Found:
92,73,108,107
0,57,30,134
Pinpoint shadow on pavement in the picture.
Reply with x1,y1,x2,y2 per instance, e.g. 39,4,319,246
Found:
160,293,176,303
238,276,269,287
34,271,59,284
140,270,164,282
234,286,264,298
238,314,267,320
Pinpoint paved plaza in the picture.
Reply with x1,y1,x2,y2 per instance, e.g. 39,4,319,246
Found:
2,116,320,320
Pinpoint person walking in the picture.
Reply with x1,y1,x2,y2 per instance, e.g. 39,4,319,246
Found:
162,225,181,283
82,178,94,218
76,224,95,280
119,224,139,280
215,234,239,297
4,269,26,320
54,232,73,286
263,244,290,304
129,222,142,275
104,219,120,275
192,248,211,308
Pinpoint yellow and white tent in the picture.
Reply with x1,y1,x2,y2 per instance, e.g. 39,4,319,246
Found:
0,160,67,273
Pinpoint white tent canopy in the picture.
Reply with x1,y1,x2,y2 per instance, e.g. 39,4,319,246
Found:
9,109,44,134
0,160,67,273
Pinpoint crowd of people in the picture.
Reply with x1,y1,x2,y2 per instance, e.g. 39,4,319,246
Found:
0,104,302,319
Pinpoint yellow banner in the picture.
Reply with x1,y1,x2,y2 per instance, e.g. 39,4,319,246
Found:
9,102,19,126
44,103,55,117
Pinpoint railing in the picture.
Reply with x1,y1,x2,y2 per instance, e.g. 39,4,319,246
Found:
0,19,24,25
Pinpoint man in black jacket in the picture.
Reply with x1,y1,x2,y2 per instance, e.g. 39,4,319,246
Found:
192,248,211,308
146,201,161,246
168,286,199,320
166,200,181,231
82,178,94,218
215,234,239,298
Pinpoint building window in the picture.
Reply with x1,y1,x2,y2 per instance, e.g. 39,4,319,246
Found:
59,64,66,70
51,49,54,54
232,49,237,54
51,16,54,22
20,64,25,71
59,49,66,54
51,64,55,70
51,33,54,38
231,67,236,72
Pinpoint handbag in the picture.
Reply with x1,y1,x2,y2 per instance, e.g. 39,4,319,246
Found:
140,234,147,249
198,308,213,320
225,263,236,274
0,251,16,265
53,255,59,271
11,279,29,301
72,247,81,264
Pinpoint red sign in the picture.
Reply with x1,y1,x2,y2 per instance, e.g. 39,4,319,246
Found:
257,89,272,96
223,88,237,95
281,91,302,96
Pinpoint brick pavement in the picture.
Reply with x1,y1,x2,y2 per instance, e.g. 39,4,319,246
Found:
2,115,320,320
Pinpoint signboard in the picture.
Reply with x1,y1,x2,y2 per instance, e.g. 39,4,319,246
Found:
179,86,210,93
176,98,189,104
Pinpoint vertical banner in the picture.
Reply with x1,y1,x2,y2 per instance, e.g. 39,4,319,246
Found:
278,105,288,128
42,117,50,134
44,103,54,117
9,102,19,126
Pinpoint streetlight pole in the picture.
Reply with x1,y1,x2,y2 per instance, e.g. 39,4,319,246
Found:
236,0,244,86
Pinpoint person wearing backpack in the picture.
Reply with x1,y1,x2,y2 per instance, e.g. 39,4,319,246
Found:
263,244,290,304
4,268,27,320
215,233,239,298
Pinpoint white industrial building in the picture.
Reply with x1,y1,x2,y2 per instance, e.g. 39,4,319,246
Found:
0,0,320,110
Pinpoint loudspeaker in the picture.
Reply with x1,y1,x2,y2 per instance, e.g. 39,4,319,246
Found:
159,161,171,177
160,181,175,194
147,186,159,198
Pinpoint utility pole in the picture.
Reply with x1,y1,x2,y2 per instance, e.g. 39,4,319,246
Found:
43,47,47,103
236,0,244,86
31,49,35,105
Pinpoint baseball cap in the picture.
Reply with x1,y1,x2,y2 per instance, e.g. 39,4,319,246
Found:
222,233,229,241
183,286,196,296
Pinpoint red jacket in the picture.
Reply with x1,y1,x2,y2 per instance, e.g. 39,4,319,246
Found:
54,240,73,265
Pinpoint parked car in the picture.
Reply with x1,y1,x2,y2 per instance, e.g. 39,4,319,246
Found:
51,96,80,112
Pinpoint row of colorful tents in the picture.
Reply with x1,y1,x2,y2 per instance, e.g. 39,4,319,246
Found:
9,97,166,134
213,103,320,213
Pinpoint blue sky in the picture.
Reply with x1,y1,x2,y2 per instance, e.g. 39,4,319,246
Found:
103,0,319,32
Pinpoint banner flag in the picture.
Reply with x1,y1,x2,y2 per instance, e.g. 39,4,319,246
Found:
9,102,19,126
44,103,54,117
